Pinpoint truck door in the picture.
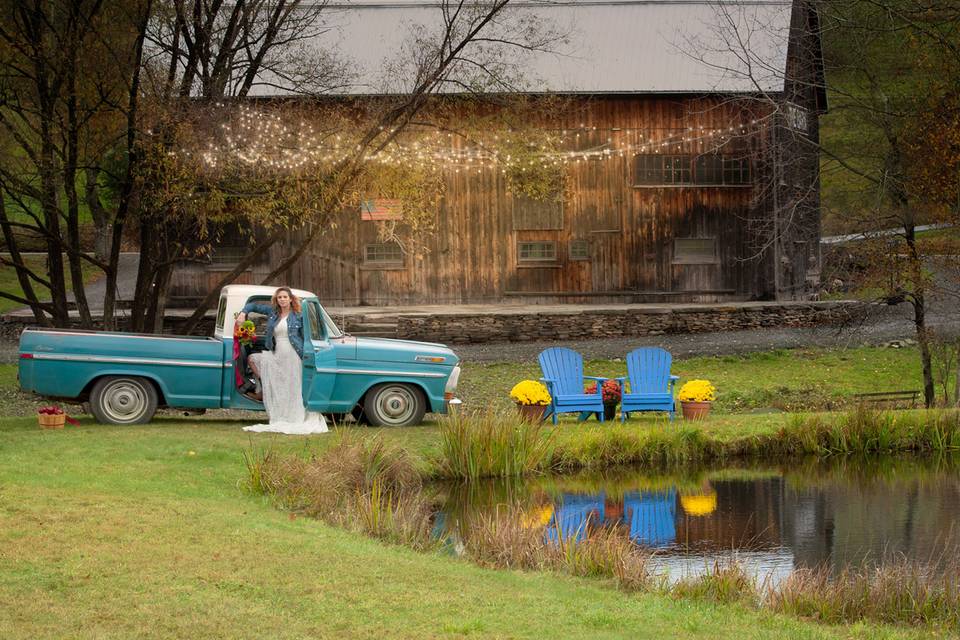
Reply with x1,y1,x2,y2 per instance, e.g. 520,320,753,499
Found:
301,300,337,411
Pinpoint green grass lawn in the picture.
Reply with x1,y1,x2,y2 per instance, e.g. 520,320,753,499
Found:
0,415,945,639
0,254,104,314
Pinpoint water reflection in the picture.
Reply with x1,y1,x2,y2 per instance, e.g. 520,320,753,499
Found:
432,457,960,583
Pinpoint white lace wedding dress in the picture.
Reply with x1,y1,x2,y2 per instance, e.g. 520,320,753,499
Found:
244,316,328,435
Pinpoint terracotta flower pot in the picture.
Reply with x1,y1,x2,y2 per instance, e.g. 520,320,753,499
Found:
681,401,712,420
516,403,547,423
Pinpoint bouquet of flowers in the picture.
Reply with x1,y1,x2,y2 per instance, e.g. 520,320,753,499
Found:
509,380,552,406
677,379,717,403
586,379,622,405
234,320,257,347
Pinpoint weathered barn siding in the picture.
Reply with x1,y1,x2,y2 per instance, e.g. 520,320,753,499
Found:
245,96,769,306
169,92,816,306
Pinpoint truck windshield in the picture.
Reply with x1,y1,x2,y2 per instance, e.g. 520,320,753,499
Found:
319,304,342,339
215,296,227,335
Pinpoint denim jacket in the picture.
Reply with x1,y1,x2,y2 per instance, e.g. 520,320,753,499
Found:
240,302,305,359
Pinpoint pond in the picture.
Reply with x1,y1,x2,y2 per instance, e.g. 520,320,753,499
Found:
431,457,960,585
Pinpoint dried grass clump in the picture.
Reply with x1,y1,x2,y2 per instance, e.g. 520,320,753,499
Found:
768,562,960,628
456,503,652,592
435,410,557,480
671,561,758,605
775,408,960,455
243,433,433,547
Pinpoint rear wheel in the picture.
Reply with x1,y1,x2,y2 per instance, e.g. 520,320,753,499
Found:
363,383,426,427
89,376,159,425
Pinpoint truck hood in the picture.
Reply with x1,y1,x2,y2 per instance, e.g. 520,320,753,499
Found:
354,336,459,366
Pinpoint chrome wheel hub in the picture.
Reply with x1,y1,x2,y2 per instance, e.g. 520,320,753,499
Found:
102,381,147,423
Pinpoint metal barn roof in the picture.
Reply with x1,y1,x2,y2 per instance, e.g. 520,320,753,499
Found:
256,1,795,96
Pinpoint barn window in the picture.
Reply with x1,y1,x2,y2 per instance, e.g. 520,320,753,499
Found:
364,242,404,266
673,238,717,264
208,246,246,266
722,157,752,185
569,239,589,261
694,154,723,185
518,241,557,262
512,194,563,230
633,155,692,185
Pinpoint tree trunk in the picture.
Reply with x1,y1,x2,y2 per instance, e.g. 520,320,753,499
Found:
64,67,94,329
130,218,160,332
40,138,70,326
102,0,152,332
902,218,936,408
85,167,112,261
146,262,174,334
914,305,935,408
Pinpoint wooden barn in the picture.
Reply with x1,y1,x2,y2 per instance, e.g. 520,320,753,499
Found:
171,0,826,306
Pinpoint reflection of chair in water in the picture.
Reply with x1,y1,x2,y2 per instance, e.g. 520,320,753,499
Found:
546,493,605,543
624,490,677,547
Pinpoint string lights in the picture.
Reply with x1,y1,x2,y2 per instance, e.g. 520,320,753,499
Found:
191,104,773,175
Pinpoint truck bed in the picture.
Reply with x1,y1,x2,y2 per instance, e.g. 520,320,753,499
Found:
18,328,228,408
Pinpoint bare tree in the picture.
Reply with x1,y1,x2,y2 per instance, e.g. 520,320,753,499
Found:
686,0,960,406
173,0,561,333
0,0,153,329
126,0,352,332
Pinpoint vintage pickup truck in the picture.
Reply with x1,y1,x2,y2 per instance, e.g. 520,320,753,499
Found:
18,285,461,427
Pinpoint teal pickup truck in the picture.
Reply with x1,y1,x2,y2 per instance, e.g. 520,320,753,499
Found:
18,285,461,426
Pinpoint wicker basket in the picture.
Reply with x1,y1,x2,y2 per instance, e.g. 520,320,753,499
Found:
38,412,66,429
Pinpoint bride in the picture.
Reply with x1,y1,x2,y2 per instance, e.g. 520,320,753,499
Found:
235,287,328,435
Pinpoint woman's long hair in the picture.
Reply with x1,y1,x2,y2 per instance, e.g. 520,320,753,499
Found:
271,286,301,314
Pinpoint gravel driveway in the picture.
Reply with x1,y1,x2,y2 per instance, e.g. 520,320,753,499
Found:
454,313,923,363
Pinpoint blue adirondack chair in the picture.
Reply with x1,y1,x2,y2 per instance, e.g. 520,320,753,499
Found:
616,347,679,421
538,347,607,424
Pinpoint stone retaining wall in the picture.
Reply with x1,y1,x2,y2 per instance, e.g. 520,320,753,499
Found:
397,301,865,344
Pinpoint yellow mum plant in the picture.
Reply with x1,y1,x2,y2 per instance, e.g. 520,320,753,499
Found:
677,379,717,403
510,380,552,406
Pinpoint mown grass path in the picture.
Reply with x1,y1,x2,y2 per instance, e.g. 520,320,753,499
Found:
0,416,946,639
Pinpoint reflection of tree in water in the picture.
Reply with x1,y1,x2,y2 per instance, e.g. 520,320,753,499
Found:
783,456,960,573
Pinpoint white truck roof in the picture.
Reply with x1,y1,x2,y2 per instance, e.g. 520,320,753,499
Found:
215,285,318,338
